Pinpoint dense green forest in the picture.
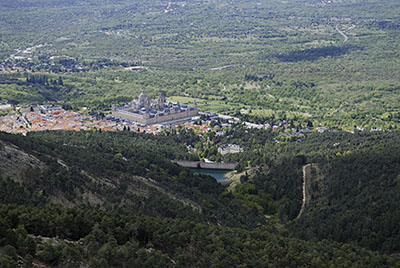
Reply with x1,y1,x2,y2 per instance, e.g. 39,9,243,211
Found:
0,0,399,129
1,129,400,266
229,130,400,254
1,204,398,268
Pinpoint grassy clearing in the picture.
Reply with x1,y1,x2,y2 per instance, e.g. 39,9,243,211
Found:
168,96,235,113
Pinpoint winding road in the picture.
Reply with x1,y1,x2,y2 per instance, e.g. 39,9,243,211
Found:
335,24,348,43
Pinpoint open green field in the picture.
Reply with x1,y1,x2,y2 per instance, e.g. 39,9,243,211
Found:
168,95,242,113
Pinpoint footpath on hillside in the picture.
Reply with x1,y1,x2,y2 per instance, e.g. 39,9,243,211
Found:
296,164,313,220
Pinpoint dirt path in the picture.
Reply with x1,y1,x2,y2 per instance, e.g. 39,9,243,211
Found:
209,65,236,71
296,164,312,220
335,24,348,43
57,159,69,170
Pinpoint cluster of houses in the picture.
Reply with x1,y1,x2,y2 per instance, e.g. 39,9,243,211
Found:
0,94,340,159
0,105,119,135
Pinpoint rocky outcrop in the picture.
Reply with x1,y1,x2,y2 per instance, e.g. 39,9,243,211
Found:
0,140,45,181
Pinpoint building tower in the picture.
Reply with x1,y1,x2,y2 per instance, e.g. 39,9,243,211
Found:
158,91,166,110
138,89,150,110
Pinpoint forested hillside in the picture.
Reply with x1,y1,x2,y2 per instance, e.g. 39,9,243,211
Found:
225,130,400,254
290,134,400,253
0,131,266,228
0,204,398,267
1,130,400,267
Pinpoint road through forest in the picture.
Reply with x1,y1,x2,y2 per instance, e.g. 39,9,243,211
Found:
296,164,312,220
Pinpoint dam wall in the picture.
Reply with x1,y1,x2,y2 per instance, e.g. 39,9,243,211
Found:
172,160,200,168
199,162,235,170
172,160,235,170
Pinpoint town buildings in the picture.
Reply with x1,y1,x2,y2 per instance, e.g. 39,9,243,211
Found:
0,108,119,135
